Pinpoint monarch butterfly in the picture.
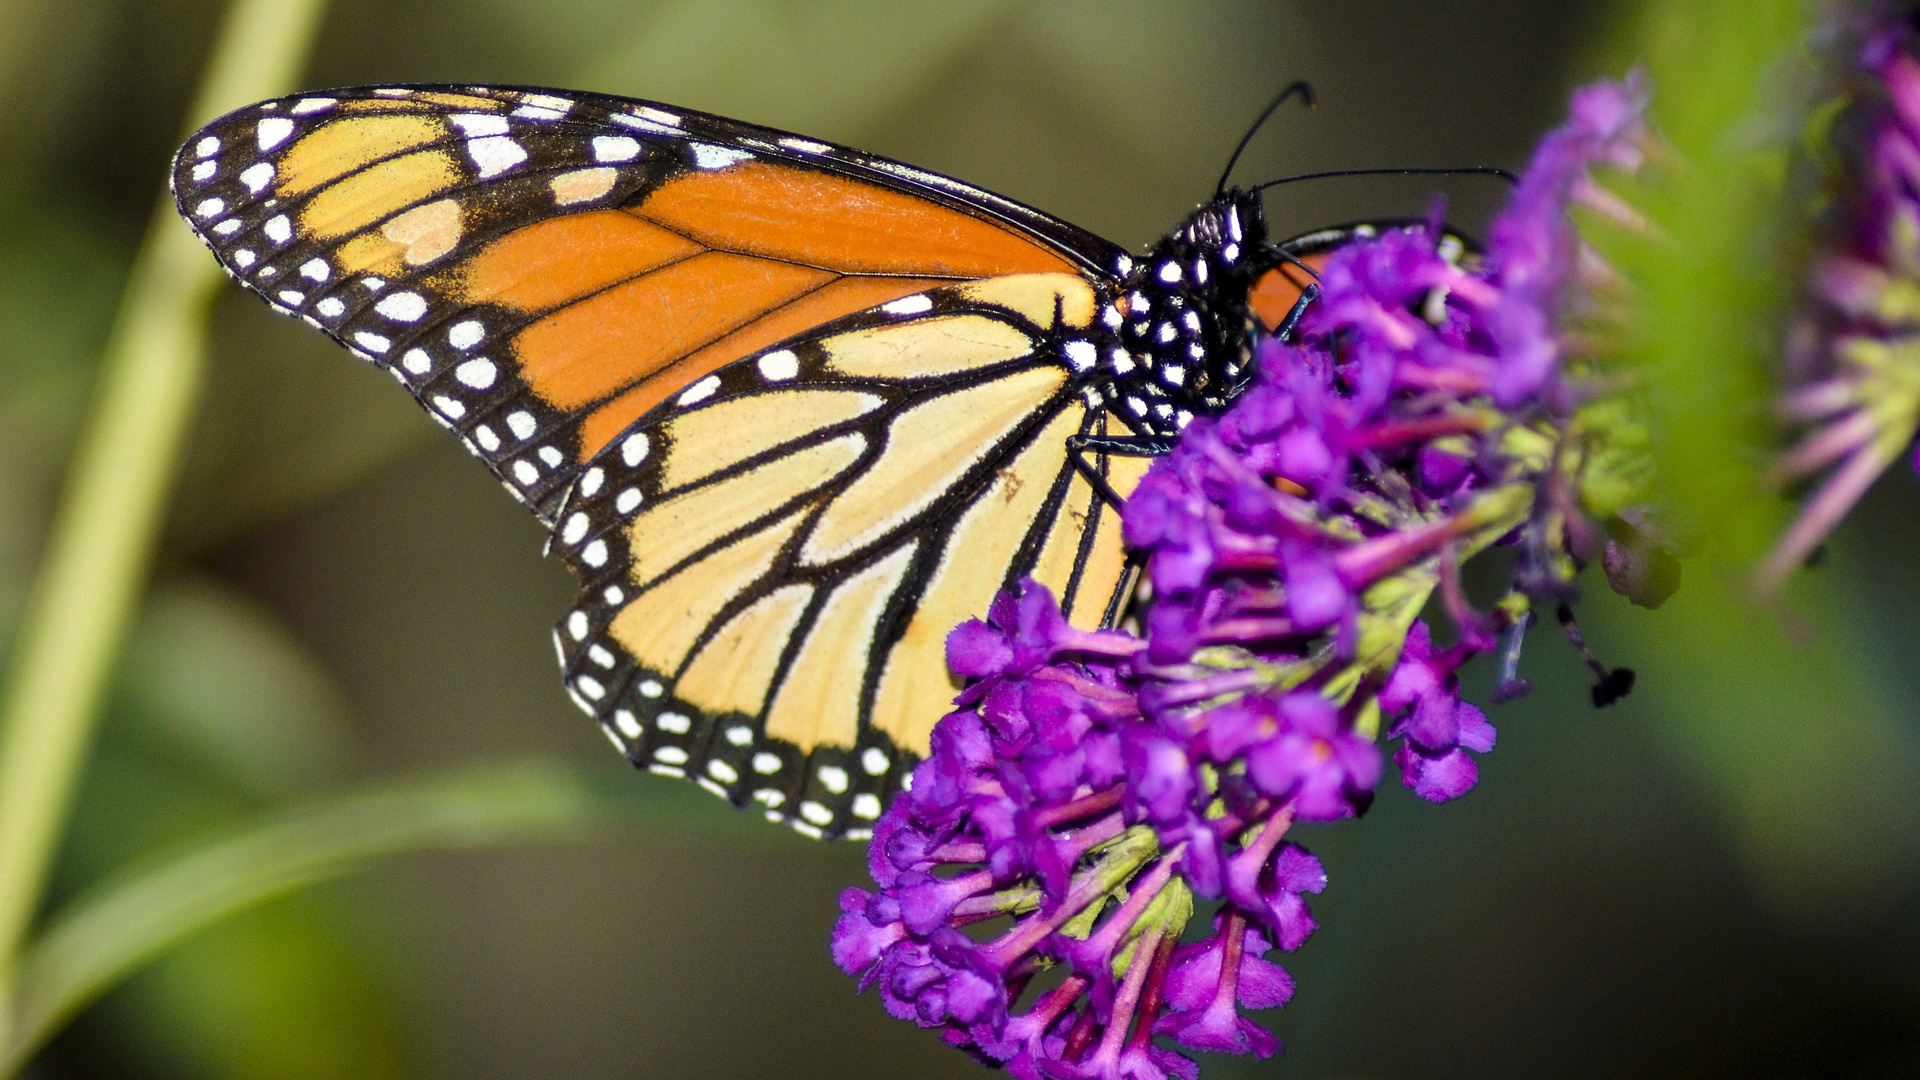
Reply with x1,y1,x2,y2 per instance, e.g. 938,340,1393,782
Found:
170,84,1346,839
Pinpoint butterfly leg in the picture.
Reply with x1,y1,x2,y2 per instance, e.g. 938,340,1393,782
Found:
1064,433,1172,511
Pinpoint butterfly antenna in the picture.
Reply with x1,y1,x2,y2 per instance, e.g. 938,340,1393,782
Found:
1216,81,1316,198
1252,165,1517,195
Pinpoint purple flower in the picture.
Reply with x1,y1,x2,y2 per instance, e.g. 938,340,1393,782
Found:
1764,16,1920,590
837,73,1657,1079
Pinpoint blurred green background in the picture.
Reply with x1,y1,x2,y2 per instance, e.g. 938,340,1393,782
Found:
3,0,1919,1077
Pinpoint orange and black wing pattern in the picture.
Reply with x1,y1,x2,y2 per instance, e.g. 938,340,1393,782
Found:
171,85,1152,837
171,85,1124,521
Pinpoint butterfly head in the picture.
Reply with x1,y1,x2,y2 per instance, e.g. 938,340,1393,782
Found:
1107,189,1274,435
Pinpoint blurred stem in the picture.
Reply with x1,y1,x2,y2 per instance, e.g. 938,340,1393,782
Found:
0,0,327,1048
0,761,656,1074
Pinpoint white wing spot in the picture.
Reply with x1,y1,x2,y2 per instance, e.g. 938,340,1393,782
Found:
1158,261,1182,284
401,349,432,376
690,143,753,170
300,258,329,282
454,358,497,389
614,488,642,515
852,793,883,820
778,136,832,154
449,113,509,136
276,289,305,306
448,321,484,349
757,350,798,380
638,679,663,698
466,136,528,178
752,753,783,775
315,297,345,319
560,512,590,545
574,675,606,700
255,117,294,150
375,291,427,321
588,644,616,668
581,538,608,567
264,215,291,244
577,466,605,497
725,726,752,746
567,610,590,639
861,747,890,775
613,709,643,738
708,760,740,784
653,746,690,766
511,459,539,485
1063,340,1096,371
755,789,786,807
190,161,216,182
634,107,680,125
195,198,225,218
602,585,624,604
657,712,692,734
432,394,468,420
620,432,649,466
353,331,390,354
882,294,933,316
473,424,500,452
232,249,255,267
239,162,274,193
817,766,850,794
592,135,641,163
507,411,537,440
194,135,220,157
212,220,242,236
677,374,720,407
537,445,563,468
798,801,834,827
290,97,336,115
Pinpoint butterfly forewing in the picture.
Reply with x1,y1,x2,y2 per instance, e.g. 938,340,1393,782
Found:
548,275,1151,838
171,85,1122,522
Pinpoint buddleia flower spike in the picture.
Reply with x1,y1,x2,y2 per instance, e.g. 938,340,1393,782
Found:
834,74,1661,1079
1764,10,1920,589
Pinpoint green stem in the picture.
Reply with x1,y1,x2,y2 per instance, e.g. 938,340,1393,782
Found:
0,761,654,1074
0,0,328,1044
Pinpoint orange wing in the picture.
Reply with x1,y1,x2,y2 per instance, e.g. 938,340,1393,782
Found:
172,85,1125,521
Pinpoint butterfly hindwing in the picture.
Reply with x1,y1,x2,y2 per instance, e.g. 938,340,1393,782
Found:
171,84,1125,522
548,274,1152,838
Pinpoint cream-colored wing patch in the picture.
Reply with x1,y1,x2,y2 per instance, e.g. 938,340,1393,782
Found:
764,542,919,752
676,584,815,716
657,390,885,491
819,314,1034,379
609,503,813,675
868,405,1079,753
627,433,865,586
952,272,1098,330
800,366,1064,565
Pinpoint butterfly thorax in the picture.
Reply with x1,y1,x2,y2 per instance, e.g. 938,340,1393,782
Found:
1099,190,1270,439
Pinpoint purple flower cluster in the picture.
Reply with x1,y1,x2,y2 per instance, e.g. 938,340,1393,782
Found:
1765,14,1920,590
834,75,1655,1079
